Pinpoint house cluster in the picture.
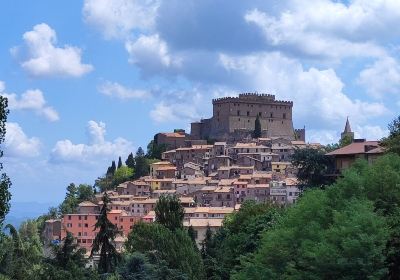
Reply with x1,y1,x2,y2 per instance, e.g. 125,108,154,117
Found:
44,136,316,249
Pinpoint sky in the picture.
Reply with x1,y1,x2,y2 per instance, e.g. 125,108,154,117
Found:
0,0,399,205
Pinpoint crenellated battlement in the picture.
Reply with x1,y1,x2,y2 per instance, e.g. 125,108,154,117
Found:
212,92,293,105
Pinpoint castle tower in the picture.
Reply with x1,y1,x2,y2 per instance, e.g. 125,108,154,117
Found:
341,117,354,142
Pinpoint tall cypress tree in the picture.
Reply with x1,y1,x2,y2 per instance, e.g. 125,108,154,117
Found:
125,152,135,169
253,114,262,139
117,156,123,169
110,161,116,175
0,96,11,227
91,193,120,274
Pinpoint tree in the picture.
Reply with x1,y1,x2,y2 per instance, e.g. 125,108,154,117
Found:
234,192,389,280
187,226,196,245
205,201,281,279
125,153,135,169
200,225,213,259
76,184,94,202
339,134,353,147
381,115,400,155
291,147,334,189
107,161,116,176
146,140,167,160
52,232,86,269
134,147,149,179
125,222,205,280
113,166,134,186
59,183,79,215
117,157,123,169
252,115,262,139
91,193,120,274
0,96,11,227
155,195,184,231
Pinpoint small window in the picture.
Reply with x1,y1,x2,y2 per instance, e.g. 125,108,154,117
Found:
84,223,88,228
237,110,240,116
247,111,250,116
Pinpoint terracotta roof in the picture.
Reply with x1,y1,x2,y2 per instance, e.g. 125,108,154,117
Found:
183,218,223,227
157,166,177,171
326,141,381,156
160,132,185,138
78,201,97,207
214,186,233,193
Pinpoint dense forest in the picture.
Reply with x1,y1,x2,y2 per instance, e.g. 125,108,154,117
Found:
1,93,400,279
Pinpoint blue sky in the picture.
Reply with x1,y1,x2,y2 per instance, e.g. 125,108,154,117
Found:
0,0,399,205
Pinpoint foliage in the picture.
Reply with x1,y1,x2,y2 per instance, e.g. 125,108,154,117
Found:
291,147,334,189
155,195,184,231
125,222,204,280
146,140,167,160
339,134,353,147
116,252,188,280
0,96,11,227
234,193,389,279
133,147,149,179
205,201,282,279
59,183,95,214
118,157,123,169
91,193,120,274
51,232,86,269
113,166,134,186
381,115,400,155
125,153,135,169
252,115,262,139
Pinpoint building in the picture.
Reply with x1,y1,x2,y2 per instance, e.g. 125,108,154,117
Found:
155,131,187,150
326,139,384,173
190,93,305,142
341,117,354,142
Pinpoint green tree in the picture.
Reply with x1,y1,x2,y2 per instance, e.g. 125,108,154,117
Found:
91,193,120,274
117,157,123,169
381,115,400,155
125,222,204,280
146,140,167,160
0,96,11,227
52,232,86,269
155,195,184,231
252,115,262,139
291,147,334,189
206,201,281,279
125,153,135,169
134,147,149,179
187,225,196,245
234,193,389,280
113,166,134,186
76,184,95,202
339,134,353,147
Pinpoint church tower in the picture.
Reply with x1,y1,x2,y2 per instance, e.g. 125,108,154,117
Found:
341,117,354,142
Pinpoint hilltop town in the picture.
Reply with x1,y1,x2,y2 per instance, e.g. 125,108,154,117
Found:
43,93,385,250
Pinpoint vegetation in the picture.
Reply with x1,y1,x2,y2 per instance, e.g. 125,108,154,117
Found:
146,140,167,160
91,193,120,274
381,115,400,155
155,195,184,231
59,183,95,214
252,114,262,139
291,147,334,189
0,96,11,228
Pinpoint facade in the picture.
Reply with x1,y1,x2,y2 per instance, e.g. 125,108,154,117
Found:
190,93,305,142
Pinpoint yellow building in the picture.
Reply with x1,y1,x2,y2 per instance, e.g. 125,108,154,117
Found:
271,161,291,174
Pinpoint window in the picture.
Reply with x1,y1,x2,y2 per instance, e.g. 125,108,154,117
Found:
78,216,82,220
283,113,286,119
226,194,231,199
270,112,273,118
84,223,88,228
78,232,82,236
68,215,71,220
84,216,87,220
114,217,118,221
78,223,82,227
120,218,123,222
247,111,250,116
130,218,134,222
67,223,72,228
237,110,240,116
259,112,262,116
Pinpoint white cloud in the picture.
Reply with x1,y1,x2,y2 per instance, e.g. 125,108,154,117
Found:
83,0,160,39
4,122,41,157
358,56,400,98
218,52,389,129
98,81,151,99
125,34,181,74
50,120,133,163
149,91,204,123
13,23,93,78
244,6,386,61
354,124,388,140
0,82,59,122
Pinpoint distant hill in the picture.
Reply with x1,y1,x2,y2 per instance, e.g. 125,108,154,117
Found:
5,201,55,228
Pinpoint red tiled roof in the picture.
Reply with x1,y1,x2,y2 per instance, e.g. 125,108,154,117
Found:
326,141,381,156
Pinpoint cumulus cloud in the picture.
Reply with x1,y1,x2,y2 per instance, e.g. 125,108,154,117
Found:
13,23,93,78
218,52,389,129
50,120,133,163
4,123,41,157
358,56,400,98
354,124,388,140
244,6,386,61
149,91,204,123
98,81,151,99
83,0,160,39
125,34,181,74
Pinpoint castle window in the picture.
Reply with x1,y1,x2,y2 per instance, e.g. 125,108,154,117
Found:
247,111,250,116
270,113,273,118
283,113,286,119
237,110,240,116
259,112,262,116
238,118,240,121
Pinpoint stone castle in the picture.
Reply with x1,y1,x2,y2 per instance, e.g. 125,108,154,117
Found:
191,93,305,142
